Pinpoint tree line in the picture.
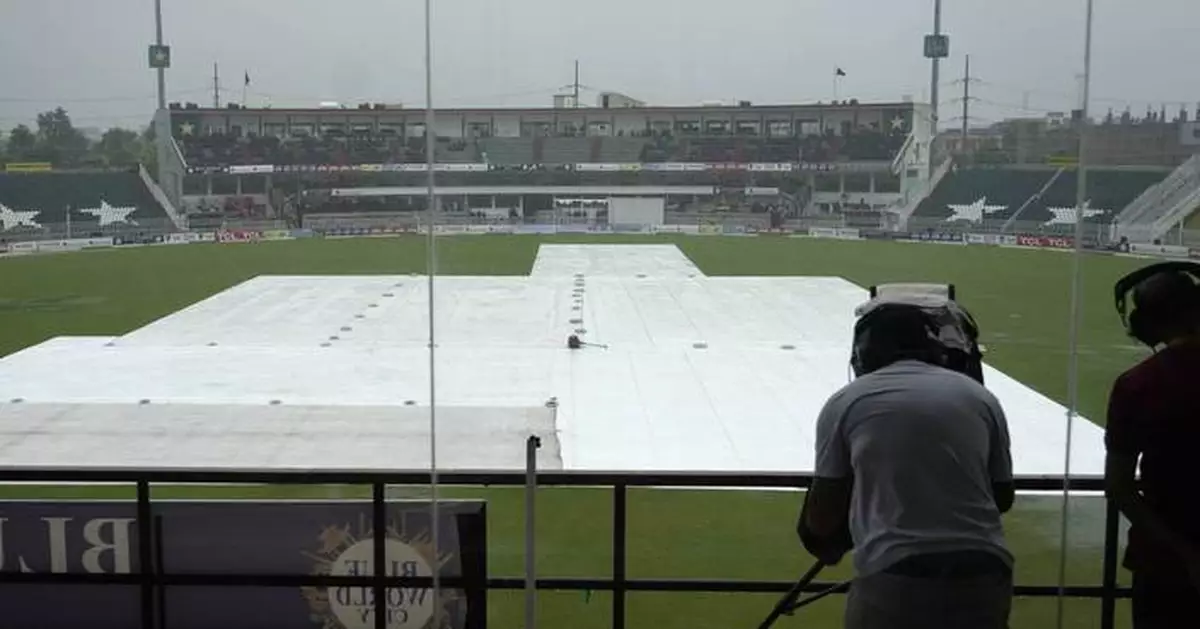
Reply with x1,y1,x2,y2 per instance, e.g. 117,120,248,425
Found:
0,107,155,170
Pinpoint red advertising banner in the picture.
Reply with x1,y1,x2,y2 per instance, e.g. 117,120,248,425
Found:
216,229,262,243
1016,234,1073,249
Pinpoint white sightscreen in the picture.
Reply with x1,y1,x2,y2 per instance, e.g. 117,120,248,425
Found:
609,197,665,227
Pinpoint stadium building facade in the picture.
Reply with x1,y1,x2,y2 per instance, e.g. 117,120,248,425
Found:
154,100,932,230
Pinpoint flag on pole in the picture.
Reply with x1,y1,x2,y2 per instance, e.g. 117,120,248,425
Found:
835,68,847,77
244,71,251,86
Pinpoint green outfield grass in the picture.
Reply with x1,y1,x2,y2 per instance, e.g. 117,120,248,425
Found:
0,235,1146,628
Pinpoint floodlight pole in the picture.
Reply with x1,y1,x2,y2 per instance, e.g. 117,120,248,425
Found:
152,0,171,200
928,0,942,179
154,0,165,111
1058,1,1094,628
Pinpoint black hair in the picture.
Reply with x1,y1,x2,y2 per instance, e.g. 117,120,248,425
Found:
1131,271,1200,342
853,305,946,375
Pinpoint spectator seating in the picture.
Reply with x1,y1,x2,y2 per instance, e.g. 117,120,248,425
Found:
541,138,592,164
478,138,534,165
1029,170,1167,226
913,168,1055,224
0,171,172,235
175,124,909,169
599,138,646,162
912,166,1167,229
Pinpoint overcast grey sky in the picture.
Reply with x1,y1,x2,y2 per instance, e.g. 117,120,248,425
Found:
1,0,1197,130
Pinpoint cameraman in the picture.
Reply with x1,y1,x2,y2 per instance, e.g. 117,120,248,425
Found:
800,305,1015,629
1105,269,1200,627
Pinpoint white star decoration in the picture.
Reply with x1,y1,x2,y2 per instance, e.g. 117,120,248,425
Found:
179,122,195,136
80,200,138,227
1045,205,1106,226
0,202,41,230
945,197,1008,223
890,115,907,131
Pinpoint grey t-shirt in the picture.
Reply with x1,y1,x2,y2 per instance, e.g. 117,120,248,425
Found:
814,359,1014,576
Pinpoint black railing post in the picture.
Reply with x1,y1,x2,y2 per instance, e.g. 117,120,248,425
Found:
612,483,627,629
1100,498,1121,629
136,480,154,629
154,515,167,629
373,482,387,629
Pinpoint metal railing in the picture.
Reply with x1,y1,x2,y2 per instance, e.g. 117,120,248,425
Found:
0,467,1127,629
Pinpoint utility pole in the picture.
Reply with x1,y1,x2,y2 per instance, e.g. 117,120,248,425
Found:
945,55,979,159
960,55,971,152
213,63,220,108
573,60,581,108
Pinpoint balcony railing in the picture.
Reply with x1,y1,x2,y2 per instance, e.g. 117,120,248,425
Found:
0,467,1126,629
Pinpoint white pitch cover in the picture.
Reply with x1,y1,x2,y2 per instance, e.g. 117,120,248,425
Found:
0,245,1105,477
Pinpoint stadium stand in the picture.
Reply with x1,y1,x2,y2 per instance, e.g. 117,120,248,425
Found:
912,167,1058,224
911,166,1168,233
541,138,592,164
479,138,534,165
1113,155,1200,242
0,171,175,238
174,125,908,169
598,137,645,162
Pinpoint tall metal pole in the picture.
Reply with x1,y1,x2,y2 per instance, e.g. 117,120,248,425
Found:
423,0,440,624
573,60,580,108
961,55,970,152
154,0,165,110
929,0,942,177
213,63,220,109
152,0,172,204
1058,1,1094,628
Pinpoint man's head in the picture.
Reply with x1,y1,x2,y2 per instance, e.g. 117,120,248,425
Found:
852,305,946,376
1129,270,1200,346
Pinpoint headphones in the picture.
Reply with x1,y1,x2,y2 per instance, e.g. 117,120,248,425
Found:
850,298,985,383
851,304,946,377
1114,261,1200,347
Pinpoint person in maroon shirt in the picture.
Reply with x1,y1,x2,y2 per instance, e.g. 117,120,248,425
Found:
1105,265,1200,628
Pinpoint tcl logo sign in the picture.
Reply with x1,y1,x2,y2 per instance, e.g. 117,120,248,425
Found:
1017,235,1073,249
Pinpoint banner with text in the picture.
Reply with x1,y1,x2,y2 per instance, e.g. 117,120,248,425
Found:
1015,234,1073,249
967,233,1019,247
216,229,263,243
807,227,862,240
0,500,486,629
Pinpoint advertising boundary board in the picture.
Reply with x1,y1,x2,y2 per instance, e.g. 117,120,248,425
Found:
1128,242,1190,259
806,227,862,240
0,500,487,629
1014,234,1074,249
6,237,116,254
216,229,263,243
166,232,203,245
967,233,1019,247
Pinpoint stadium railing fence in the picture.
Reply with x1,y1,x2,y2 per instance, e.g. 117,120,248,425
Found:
0,468,1126,629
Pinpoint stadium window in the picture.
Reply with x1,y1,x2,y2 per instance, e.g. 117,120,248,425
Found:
705,120,730,134
736,121,761,136
767,120,792,137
